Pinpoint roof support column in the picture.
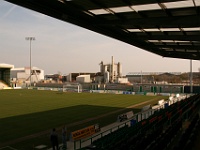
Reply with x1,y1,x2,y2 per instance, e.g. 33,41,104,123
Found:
190,60,193,93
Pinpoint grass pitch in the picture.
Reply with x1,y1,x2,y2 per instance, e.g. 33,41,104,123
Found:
0,89,167,149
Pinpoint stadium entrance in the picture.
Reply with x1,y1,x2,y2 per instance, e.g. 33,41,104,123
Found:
0,63,14,89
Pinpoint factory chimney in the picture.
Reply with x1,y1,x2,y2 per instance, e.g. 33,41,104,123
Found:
112,56,114,82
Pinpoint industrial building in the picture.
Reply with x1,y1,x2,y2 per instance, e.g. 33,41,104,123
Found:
66,73,97,82
126,72,182,84
11,67,44,87
44,74,63,83
76,75,91,83
64,56,127,84
99,56,122,83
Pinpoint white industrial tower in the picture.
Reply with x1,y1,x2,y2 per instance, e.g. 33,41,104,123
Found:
99,56,122,83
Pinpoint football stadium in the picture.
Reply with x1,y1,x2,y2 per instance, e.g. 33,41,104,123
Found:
1,0,200,150
1,89,199,150
0,89,168,149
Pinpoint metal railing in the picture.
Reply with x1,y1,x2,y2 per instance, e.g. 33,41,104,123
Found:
73,94,194,150
73,107,160,150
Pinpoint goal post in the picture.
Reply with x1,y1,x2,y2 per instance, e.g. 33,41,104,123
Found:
63,83,82,93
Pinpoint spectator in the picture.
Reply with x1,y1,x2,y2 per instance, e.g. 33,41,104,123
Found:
50,128,59,150
62,126,67,149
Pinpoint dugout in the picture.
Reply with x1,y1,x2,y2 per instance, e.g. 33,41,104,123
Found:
184,86,200,94
0,64,14,86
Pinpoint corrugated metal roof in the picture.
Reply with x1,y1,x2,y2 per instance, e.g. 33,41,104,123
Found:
5,0,200,60
126,72,182,76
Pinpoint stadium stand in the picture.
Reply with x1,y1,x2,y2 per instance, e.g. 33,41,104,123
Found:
0,80,8,89
81,94,200,150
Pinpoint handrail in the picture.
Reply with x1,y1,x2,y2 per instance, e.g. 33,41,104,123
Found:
73,120,130,150
73,108,159,150
73,94,193,150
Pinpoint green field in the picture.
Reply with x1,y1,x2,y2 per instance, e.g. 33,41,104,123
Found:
0,89,167,149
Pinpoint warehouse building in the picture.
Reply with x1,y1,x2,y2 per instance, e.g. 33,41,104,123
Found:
76,75,91,83
11,67,44,87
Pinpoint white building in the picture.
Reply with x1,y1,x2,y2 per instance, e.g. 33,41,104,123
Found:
76,75,90,83
11,67,44,87
116,78,129,84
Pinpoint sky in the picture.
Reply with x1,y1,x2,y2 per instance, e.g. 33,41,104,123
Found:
0,1,199,75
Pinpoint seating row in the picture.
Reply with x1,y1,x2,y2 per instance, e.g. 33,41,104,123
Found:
81,94,200,150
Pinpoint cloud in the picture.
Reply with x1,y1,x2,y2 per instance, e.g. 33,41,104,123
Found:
0,5,16,20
